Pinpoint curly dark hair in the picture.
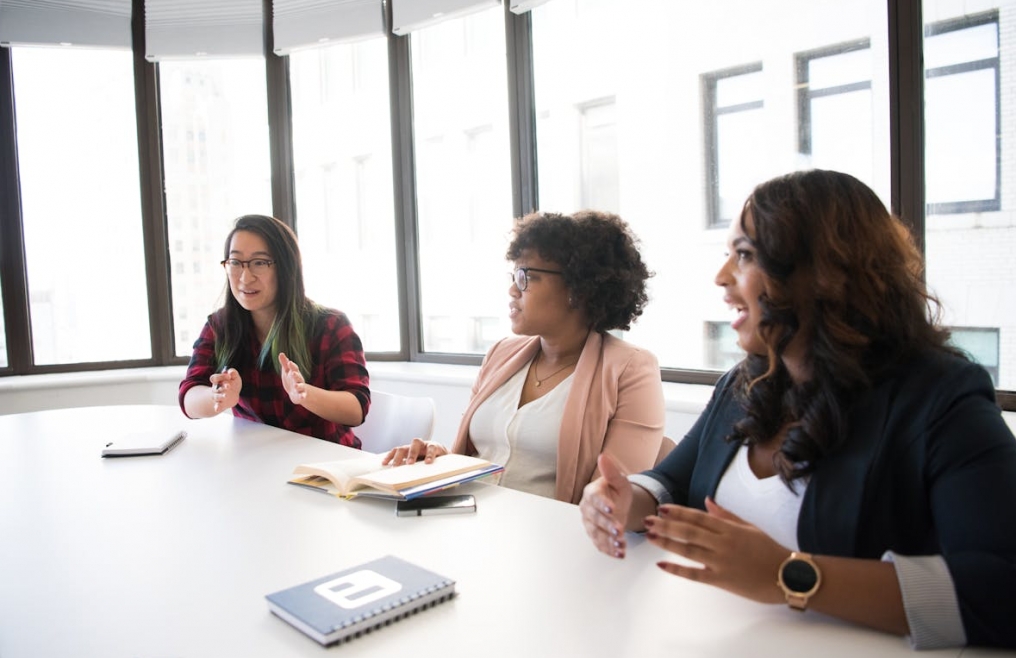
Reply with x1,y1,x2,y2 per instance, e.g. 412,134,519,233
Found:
506,210,652,332
729,170,961,485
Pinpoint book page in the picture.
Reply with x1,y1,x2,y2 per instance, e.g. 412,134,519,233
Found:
352,454,491,492
292,454,386,495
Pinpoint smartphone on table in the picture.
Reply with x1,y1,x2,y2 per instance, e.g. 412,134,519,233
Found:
396,494,476,517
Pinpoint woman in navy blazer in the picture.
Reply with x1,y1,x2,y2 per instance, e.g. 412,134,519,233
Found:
579,169,1016,649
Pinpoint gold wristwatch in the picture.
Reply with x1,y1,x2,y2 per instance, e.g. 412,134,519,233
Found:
777,552,822,611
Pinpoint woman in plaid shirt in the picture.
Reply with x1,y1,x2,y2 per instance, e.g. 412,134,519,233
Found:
179,214,370,447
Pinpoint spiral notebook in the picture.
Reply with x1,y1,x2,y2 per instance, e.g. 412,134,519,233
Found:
265,555,456,646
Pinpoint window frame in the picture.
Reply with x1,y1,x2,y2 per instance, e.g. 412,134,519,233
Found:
923,10,1001,216
0,1,1011,410
795,38,872,158
702,61,764,229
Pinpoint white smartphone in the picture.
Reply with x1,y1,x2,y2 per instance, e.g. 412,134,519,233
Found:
396,494,476,517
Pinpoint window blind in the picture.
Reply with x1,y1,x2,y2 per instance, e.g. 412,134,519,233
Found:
144,0,264,60
391,0,500,36
0,0,132,49
272,0,385,55
508,0,550,13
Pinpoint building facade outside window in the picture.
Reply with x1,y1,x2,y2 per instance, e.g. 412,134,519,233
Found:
579,99,620,213
703,63,766,229
925,12,1000,215
796,40,876,192
411,6,514,355
159,58,272,358
949,326,1001,385
290,37,401,353
10,47,151,365
0,0,1012,407
923,4,1013,390
530,0,890,373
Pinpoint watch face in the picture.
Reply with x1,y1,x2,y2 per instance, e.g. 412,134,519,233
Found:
782,559,818,593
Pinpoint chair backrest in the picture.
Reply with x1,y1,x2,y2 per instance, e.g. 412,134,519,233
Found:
655,436,676,467
355,390,437,455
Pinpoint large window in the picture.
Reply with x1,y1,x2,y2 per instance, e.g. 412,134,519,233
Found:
11,47,151,365
923,6,1013,391
0,0,1012,409
531,0,890,372
159,59,273,357
290,37,400,353
411,6,514,355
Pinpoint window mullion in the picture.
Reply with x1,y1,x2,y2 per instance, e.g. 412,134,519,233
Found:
133,0,176,366
504,5,538,218
388,23,419,361
0,47,33,374
263,0,297,229
888,0,925,251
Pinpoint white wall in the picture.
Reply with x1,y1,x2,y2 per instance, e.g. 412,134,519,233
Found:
1,363,1011,441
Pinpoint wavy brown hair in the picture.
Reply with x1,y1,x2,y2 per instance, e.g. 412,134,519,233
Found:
506,210,652,332
730,170,961,484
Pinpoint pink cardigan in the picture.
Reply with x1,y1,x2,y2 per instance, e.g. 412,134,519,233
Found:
451,331,665,504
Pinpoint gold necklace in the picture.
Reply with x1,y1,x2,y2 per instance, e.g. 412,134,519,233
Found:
532,352,578,388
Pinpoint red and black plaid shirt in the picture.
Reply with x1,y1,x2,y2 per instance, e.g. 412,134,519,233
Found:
179,308,370,447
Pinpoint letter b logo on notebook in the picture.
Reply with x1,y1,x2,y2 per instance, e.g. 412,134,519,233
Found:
314,569,403,609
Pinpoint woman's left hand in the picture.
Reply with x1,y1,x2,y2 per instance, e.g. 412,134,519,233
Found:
279,352,308,404
645,497,788,605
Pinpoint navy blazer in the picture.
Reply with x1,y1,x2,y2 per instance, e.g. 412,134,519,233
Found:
646,351,1016,648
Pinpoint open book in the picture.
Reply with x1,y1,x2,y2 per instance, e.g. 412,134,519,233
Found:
288,452,503,500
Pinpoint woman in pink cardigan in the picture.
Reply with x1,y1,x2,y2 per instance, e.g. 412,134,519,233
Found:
384,211,665,504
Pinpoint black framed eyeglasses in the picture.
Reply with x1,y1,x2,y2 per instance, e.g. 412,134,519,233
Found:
221,258,275,276
512,267,563,292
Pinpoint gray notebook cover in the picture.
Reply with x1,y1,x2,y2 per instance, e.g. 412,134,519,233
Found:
265,555,456,646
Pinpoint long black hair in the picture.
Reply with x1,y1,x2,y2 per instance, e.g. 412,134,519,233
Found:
214,214,317,374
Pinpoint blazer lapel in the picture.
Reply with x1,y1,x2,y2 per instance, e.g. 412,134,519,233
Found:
556,331,602,502
796,390,887,555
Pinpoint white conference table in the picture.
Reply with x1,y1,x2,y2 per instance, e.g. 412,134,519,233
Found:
0,405,1010,658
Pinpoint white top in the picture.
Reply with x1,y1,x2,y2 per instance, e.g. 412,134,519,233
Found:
468,360,573,500
712,442,807,551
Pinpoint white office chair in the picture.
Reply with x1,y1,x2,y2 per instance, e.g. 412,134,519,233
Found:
355,390,437,454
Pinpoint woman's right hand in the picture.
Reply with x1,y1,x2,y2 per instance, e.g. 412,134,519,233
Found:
579,453,634,559
210,368,241,413
382,437,449,466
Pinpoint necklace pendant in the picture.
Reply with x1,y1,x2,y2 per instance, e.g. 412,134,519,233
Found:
535,380,542,387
